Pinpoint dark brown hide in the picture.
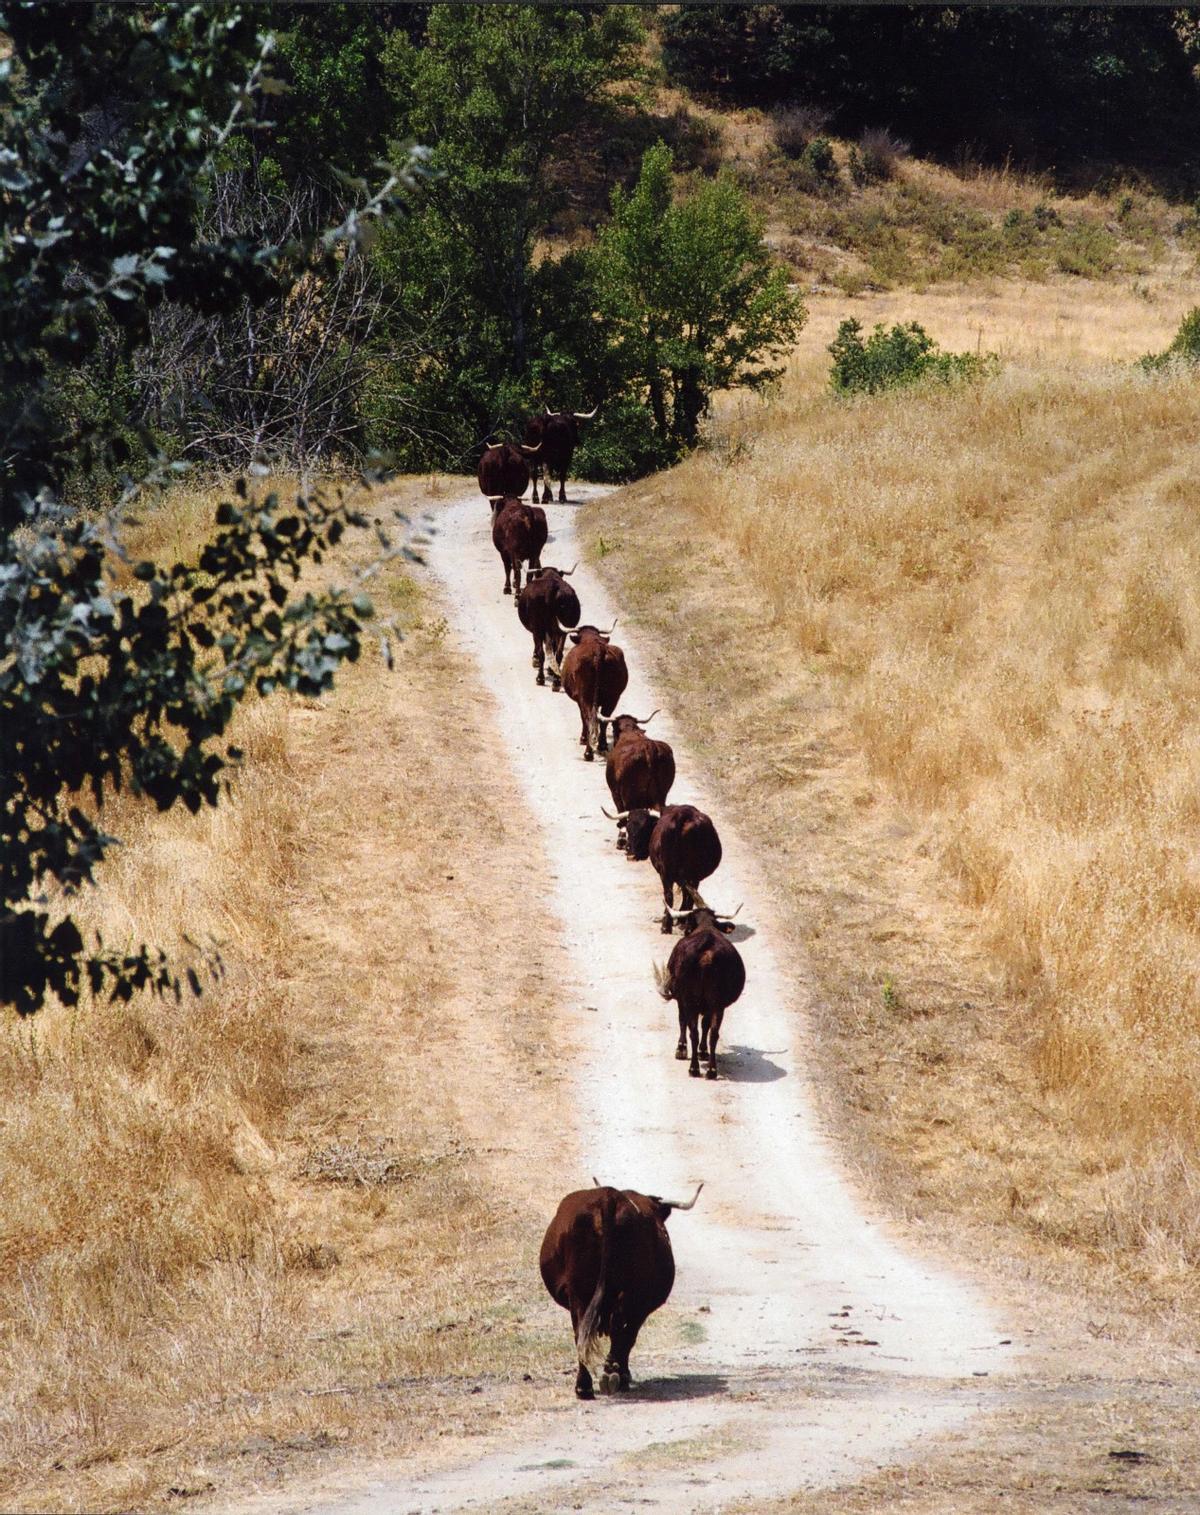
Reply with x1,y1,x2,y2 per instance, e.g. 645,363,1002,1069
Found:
490,497,547,598
561,628,629,761
523,409,593,503
516,567,580,689
478,440,536,501
539,1185,677,1398
659,908,745,1079
605,715,675,813
623,806,722,932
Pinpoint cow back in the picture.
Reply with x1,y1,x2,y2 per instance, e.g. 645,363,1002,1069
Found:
652,804,721,887
597,645,629,716
607,731,675,811
539,1187,675,1330
667,926,745,1011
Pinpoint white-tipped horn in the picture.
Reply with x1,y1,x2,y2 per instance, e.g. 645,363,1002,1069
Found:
627,708,661,727
717,903,743,921
520,441,542,455
599,617,618,637
545,404,553,416
483,438,502,448
558,561,578,577
663,1182,704,1212
601,806,630,821
573,405,599,420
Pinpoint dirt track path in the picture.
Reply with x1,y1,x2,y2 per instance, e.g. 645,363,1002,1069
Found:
309,485,1018,1513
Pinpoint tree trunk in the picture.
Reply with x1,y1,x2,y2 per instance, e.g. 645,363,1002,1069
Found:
676,366,705,447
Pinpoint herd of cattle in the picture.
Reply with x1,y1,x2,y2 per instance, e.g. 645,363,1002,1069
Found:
476,411,744,1400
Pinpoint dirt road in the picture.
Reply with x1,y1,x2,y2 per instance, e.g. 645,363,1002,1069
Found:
306,484,1017,1513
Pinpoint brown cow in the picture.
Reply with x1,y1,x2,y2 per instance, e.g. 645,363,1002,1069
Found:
516,564,580,689
478,438,541,502
523,405,598,504
490,496,547,599
560,623,628,761
539,1181,702,1399
605,713,675,819
603,804,723,934
656,906,745,1079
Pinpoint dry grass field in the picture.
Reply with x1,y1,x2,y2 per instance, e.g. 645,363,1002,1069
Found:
583,277,1200,1317
0,480,577,1512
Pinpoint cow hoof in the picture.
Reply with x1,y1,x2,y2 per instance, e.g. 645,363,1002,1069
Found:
675,1045,688,1061
599,1370,620,1395
689,1064,701,1078
576,1384,595,1401
551,679,562,693
584,749,594,762
536,674,545,687
660,921,673,934
706,1066,719,1080
503,586,511,596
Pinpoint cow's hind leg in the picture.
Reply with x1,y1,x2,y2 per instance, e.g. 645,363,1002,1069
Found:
502,555,512,596
703,1008,724,1080
675,1006,689,1062
585,707,601,762
688,1015,702,1078
534,635,546,686
660,877,675,934
607,1321,641,1391
558,469,568,504
570,1304,595,1400
578,706,590,751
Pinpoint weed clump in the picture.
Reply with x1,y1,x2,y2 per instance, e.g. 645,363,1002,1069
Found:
828,318,995,396
1139,306,1200,373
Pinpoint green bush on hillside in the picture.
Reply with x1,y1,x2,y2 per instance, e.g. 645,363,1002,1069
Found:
828,319,995,396
1139,307,1200,373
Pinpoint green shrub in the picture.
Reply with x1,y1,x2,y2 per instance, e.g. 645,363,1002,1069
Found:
1055,219,1118,277
573,396,683,482
797,136,840,193
1139,306,1200,373
828,318,995,396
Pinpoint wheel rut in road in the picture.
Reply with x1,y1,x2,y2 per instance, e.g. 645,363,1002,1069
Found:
312,484,1018,1514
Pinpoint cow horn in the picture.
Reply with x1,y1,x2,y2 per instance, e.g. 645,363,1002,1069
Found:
558,562,578,577
545,404,553,416
591,1174,601,1187
601,806,630,821
573,405,599,420
662,1182,704,1213
599,617,618,637
483,437,502,448
519,441,542,455
716,903,743,922
628,709,661,727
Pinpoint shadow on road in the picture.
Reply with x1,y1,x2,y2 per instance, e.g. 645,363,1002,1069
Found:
721,1044,787,1083
627,1372,728,1403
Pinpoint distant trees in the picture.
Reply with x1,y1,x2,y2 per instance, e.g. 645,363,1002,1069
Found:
661,6,1200,185
0,3,424,1015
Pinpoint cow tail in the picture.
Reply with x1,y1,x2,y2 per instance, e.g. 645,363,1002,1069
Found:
577,1186,617,1370
652,958,672,1001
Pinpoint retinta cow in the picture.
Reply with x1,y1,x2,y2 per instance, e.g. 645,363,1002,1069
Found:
603,804,723,933
523,405,598,503
516,564,580,689
656,906,745,1079
477,437,541,502
605,713,675,818
539,1181,702,1399
560,623,628,761
490,496,547,599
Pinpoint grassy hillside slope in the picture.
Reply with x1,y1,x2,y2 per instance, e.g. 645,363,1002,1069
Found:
581,280,1200,1314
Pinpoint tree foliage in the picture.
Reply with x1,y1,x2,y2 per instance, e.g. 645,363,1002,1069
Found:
593,144,806,448
828,319,995,396
0,2,424,1016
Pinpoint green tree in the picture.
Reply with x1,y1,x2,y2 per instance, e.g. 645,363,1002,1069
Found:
593,143,805,448
374,4,643,445
0,3,425,1016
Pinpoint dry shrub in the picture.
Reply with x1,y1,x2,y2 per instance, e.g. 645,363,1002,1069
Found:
667,352,1200,1265
770,102,830,160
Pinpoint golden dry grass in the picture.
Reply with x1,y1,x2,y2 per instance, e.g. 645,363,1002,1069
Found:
0,478,575,1512
582,285,1200,1301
